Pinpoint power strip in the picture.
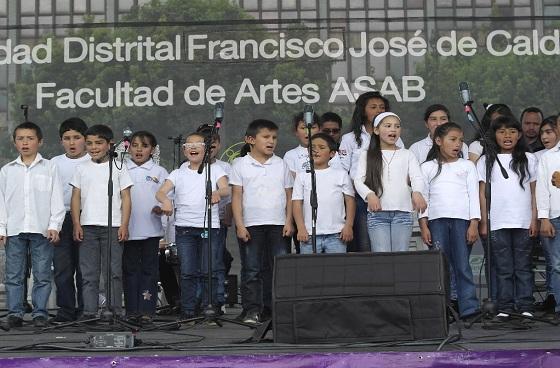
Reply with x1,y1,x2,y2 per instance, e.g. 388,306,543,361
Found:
86,332,135,349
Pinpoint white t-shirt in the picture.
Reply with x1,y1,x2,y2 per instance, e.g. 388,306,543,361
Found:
70,159,133,227
167,163,226,228
420,159,480,221
468,140,483,158
354,148,424,212
283,145,310,175
126,159,168,240
536,144,560,219
230,153,293,227
215,159,232,222
292,167,354,235
477,153,537,230
339,126,405,179
51,153,91,211
409,134,469,164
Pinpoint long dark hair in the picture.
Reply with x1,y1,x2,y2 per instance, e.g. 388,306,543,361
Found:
425,122,463,181
476,103,514,141
364,132,383,197
349,91,390,148
485,115,529,188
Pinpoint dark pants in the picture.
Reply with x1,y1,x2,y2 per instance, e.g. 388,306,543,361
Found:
175,226,221,315
348,199,370,252
490,228,534,313
53,212,83,320
123,237,160,317
239,225,290,314
429,218,479,317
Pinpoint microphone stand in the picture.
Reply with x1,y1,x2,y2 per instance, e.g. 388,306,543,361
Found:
168,135,183,169
306,123,318,254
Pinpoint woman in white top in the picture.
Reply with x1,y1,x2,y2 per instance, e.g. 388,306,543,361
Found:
354,112,426,253
419,122,481,318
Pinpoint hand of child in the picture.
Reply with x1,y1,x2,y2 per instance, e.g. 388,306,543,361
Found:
161,201,173,216
118,225,129,242
552,171,560,188
47,229,60,244
529,219,539,237
366,193,382,212
340,224,353,243
420,227,432,246
152,206,163,216
466,221,479,244
478,220,488,239
540,219,556,238
296,228,309,242
412,192,427,213
236,226,251,242
283,222,294,237
211,191,221,204
73,224,83,242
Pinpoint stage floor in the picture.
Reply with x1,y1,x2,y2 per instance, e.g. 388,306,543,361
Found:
0,307,558,358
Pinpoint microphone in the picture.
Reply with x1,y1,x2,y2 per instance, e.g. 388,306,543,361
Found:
214,102,224,129
459,82,473,106
304,104,314,128
123,126,133,150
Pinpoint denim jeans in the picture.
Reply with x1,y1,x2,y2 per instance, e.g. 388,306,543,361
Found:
300,233,346,254
123,237,160,317
216,226,227,306
175,226,221,315
542,216,560,312
367,211,413,252
5,233,53,319
348,199,370,252
429,218,479,317
238,225,289,314
53,212,83,320
481,238,499,301
490,228,534,313
80,226,123,316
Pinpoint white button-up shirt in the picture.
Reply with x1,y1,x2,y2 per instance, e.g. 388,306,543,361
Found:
0,153,65,237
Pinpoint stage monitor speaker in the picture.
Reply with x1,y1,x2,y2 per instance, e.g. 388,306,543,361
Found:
272,250,449,344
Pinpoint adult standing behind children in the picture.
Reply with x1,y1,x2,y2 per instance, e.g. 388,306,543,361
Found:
50,117,90,323
124,131,168,325
70,124,133,321
0,122,65,330
231,119,294,325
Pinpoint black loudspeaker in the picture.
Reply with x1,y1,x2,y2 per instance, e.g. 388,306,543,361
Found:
273,250,449,344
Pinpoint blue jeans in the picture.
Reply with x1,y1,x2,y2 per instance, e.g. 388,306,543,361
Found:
348,199,370,252
216,226,226,306
367,211,413,252
300,233,346,254
53,213,83,320
123,237,160,317
5,233,53,319
490,228,534,313
429,218,479,317
542,216,560,312
175,226,221,315
238,225,289,314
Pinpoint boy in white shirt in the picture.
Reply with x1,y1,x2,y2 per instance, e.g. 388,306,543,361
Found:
50,117,90,322
231,119,294,324
70,124,133,320
156,132,229,319
283,111,320,176
0,122,65,329
293,133,355,253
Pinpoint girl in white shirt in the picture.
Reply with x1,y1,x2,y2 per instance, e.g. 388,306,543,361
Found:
478,116,538,318
354,112,426,253
419,122,480,318
124,131,168,324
